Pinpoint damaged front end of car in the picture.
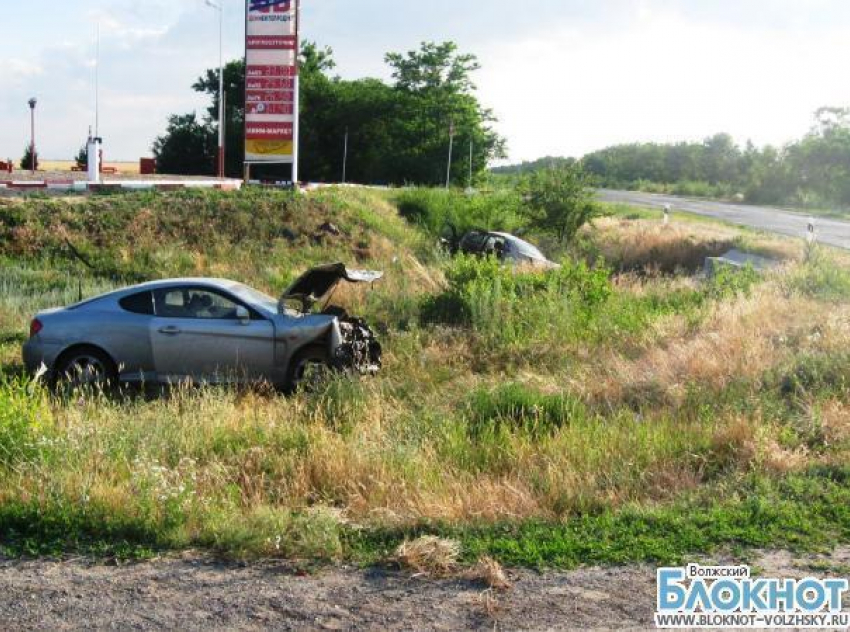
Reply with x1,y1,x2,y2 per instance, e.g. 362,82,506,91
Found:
281,263,384,377
329,309,383,375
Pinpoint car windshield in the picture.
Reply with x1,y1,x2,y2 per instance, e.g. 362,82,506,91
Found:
508,237,546,260
231,284,278,312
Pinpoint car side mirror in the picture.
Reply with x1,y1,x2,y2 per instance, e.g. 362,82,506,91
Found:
236,306,250,324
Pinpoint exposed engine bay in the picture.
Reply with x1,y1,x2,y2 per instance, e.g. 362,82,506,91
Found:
325,306,383,375
279,264,385,377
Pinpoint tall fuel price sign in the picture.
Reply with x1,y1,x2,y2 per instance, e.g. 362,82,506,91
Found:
244,0,299,182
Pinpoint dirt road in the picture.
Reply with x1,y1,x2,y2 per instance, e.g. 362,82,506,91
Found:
1,549,848,630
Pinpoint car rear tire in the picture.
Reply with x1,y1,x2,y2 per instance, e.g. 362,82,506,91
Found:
286,345,333,393
53,346,118,393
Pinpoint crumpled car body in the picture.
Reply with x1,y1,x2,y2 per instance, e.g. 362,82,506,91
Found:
23,264,383,390
444,229,559,269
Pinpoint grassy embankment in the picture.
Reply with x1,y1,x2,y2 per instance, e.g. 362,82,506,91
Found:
1,188,850,567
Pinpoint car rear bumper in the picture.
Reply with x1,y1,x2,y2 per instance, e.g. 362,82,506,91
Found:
22,339,62,375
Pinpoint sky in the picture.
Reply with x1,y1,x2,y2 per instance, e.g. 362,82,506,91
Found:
2,0,850,163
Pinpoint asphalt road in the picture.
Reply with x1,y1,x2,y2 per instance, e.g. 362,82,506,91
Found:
598,189,850,250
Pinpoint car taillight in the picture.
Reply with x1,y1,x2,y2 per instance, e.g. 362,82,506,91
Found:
29,319,43,338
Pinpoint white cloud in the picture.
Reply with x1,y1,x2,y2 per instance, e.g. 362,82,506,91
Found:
3,0,850,165
479,5,850,162
0,4,220,161
6,59,44,80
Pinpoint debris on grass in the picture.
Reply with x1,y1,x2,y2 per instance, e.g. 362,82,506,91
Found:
394,536,461,577
464,555,512,590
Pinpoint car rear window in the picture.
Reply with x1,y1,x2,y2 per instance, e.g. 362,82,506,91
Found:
509,237,546,260
119,291,155,315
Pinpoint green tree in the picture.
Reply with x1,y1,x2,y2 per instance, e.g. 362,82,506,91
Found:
520,163,598,243
384,41,505,186
191,59,248,178
20,146,38,171
152,40,504,184
74,146,88,169
152,113,215,176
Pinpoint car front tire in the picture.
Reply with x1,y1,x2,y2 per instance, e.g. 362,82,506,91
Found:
285,345,333,393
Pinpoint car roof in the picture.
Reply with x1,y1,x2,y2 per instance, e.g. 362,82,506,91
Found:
124,278,241,292
491,231,525,241
69,278,244,309
490,232,549,259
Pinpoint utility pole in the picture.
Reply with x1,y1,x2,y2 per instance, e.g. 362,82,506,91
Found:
205,0,225,178
446,119,455,189
342,127,349,184
468,137,474,190
28,98,37,174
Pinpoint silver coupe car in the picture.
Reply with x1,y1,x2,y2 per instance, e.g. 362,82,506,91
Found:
23,263,383,391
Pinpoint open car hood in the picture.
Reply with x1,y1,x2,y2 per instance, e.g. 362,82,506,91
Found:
280,263,383,312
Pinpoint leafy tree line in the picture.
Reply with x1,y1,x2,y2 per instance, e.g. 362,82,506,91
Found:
495,108,850,209
153,41,505,185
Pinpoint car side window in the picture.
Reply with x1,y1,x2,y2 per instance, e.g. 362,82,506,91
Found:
488,237,507,259
153,288,245,320
461,232,488,253
119,291,154,315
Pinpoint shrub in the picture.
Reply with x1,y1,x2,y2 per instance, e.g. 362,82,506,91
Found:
395,188,523,238
706,263,760,300
422,255,612,347
467,383,587,436
519,163,599,243
788,250,850,300
0,376,47,467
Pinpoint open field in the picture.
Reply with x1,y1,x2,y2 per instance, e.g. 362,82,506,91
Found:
2,187,850,578
37,160,142,175
1,170,217,185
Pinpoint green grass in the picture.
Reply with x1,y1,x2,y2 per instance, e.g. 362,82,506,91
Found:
393,187,524,238
2,188,850,568
334,467,850,568
3,466,848,567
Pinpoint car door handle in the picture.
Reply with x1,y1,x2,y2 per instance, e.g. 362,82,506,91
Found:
158,326,182,336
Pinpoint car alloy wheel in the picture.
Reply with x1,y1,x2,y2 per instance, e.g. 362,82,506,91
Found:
55,349,117,392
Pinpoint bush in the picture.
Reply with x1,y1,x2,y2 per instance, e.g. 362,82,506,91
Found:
706,263,760,300
788,250,850,300
423,255,612,347
0,376,47,467
519,163,599,243
20,145,38,171
395,188,523,238
466,383,587,436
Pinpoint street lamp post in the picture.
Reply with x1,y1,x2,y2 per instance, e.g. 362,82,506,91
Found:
28,98,37,174
205,0,225,178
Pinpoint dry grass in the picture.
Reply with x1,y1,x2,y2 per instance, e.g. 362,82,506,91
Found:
38,160,141,175
820,399,850,445
587,279,843,407
3,193,850,560
464,556,512,590
588,218,739,273
394,536,461,577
